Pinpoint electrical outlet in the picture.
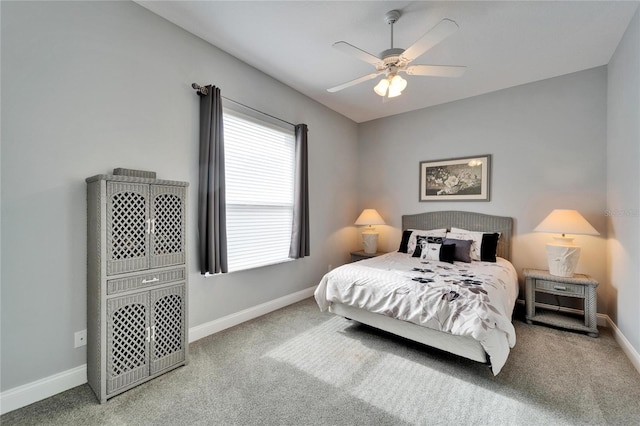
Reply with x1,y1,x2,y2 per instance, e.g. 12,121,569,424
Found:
328,264,332,272
74,330,87,348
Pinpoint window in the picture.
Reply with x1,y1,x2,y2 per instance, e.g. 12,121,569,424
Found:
223,108,295,272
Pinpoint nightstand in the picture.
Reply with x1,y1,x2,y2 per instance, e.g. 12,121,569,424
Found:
350,250,387,262
524,268,599,337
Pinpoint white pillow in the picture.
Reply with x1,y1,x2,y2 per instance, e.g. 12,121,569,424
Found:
446,229,483,261
420,242,442,261
407,228,447,255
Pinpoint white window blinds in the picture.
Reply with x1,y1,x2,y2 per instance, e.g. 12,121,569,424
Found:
223,108,295,272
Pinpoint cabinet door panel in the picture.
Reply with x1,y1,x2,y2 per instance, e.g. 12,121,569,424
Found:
150,283,186,375
106,292,150,394
149,185,186,269
106,182,150,275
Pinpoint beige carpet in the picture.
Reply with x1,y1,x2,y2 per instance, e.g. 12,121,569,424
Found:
2,298,639,425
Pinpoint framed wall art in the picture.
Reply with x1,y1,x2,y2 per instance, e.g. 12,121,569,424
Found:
419,155,491,201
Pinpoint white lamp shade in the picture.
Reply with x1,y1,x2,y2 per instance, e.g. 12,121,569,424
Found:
533,209,599,236
354,209,385,226
373,78,390,97
390,74,407,91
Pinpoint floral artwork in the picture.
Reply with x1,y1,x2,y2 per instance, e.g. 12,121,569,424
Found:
426,164,481,195
419,155,491,201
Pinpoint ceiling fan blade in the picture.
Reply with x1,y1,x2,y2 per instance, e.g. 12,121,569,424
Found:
327,72,382,93
333,41,382,66
405,65,466,77
400,19,459,63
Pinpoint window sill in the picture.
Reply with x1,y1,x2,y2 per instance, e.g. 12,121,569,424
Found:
203,257,295,277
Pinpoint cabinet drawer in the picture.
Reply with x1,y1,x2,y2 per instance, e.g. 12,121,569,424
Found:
535,279,584,297
107,268,185,294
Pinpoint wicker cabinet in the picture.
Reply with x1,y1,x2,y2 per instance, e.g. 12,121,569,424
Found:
87,172,189,403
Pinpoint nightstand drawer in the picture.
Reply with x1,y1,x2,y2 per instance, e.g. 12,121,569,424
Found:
535,279,585,297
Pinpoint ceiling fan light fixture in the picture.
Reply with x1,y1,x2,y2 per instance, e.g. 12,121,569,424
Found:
374,77,390,96
390,74,407,92
387,85,402,98
374,73,407,98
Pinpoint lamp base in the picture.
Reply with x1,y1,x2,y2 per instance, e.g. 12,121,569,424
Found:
546,242,581,277
362,231,379,254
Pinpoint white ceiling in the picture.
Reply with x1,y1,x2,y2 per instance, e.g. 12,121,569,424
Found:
137,1,638,123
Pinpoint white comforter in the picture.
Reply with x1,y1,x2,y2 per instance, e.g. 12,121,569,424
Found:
314,252,519,374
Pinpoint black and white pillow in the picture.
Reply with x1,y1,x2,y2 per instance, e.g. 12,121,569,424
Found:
398,228,447,254
411,236,455,263
412,236,443,260
447,227,501,262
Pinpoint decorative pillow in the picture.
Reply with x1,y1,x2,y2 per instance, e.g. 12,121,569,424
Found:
439,243,456,264
412,237,455,263
442,238,473,263
413,236,444,261
480,233,500,262
449,227,501,262
398,230,413,253
446,231,480,260
405,228,447,255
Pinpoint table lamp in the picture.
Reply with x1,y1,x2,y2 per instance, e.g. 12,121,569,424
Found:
533,209,599,277
354,209,385,254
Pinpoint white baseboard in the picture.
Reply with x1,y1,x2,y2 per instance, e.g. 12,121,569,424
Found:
188,285,316,343
0,365,87,415
604,315,640,375
0,286,316,415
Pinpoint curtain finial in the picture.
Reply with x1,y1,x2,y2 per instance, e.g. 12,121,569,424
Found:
192,83,209,96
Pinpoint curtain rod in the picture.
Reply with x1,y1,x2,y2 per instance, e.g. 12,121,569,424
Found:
192,83,295,128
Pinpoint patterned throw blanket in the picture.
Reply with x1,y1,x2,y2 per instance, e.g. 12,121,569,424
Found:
314,252,519,374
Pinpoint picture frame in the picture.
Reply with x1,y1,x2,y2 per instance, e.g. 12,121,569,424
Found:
419,155,491,201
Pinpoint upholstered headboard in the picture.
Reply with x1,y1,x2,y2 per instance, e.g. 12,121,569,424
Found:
402,211,513,261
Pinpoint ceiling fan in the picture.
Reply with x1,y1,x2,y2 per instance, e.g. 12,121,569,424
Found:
327,10,466,98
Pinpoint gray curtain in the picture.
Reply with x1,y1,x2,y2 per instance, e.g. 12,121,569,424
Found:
197,85,228,274
289,124,310,259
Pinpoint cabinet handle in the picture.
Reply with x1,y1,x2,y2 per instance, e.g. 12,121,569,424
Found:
151,218,155,234
151,325,156,342
553,285,567,291
141,277,159,284
145,326,150,342
146,219,151,234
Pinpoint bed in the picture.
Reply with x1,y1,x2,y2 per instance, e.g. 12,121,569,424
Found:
314,211,518,375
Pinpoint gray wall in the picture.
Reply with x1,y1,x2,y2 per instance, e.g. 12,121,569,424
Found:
357,68,608,304
0,1,359,391
2,0,638,396
607,7,640,354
